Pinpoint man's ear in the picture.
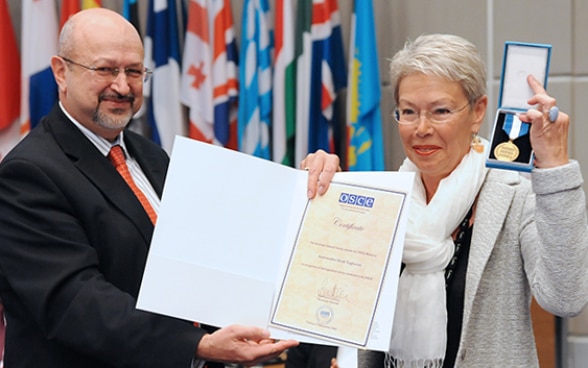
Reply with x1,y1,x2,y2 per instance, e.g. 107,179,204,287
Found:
51,56,68,93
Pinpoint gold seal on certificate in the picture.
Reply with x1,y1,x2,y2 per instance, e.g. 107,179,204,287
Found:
494,141,519,162
270,182,407,347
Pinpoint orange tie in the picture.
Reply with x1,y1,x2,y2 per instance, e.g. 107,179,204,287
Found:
108,145,157,224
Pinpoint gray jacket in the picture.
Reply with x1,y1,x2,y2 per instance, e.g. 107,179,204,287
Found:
360,161,588,368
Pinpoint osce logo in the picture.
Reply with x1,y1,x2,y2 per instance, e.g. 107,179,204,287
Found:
338,192,375,208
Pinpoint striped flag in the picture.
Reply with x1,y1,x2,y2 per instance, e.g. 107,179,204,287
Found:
122,0,146,134
60,0,80,29
144,0,186,154
181,0,239,149
294,0,312,165
346,0,384,171
0,0,21,161
21,0,59,134
237,0,272,159
308,0,346,155
82,0,101,8
211,0,239,149
272,0,295,166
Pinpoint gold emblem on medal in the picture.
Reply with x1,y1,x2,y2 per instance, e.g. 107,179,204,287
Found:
494,141,519,162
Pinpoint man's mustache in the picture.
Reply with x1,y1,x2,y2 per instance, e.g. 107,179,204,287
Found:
99,93,135,104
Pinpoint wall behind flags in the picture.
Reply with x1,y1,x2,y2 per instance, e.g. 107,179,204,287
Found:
5,0,588,366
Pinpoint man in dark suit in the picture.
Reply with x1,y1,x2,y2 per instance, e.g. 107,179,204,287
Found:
0,8,296,368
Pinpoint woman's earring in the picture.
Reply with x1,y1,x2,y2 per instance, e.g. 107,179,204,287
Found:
471,134,484,153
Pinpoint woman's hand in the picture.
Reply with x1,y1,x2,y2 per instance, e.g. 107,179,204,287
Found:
518,75,570,168
300,150,341,199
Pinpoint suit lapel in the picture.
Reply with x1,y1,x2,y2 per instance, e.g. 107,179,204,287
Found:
47,107,155,244
462,169,521,325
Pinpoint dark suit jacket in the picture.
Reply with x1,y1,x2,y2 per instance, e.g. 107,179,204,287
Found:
0,105,205,367
285,343,338,368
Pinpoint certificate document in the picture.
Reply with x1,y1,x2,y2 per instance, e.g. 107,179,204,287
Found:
271,182,406,347
137,137,414,351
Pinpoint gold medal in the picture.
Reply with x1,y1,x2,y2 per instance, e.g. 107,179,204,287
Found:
494,141,519,162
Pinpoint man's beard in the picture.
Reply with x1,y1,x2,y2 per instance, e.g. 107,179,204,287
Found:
93,94,136,131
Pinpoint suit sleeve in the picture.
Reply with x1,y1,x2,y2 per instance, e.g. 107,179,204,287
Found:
521,160,588,316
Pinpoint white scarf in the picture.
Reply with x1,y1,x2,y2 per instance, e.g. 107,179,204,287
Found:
387,139,489,368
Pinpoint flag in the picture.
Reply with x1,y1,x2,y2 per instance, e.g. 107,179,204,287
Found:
181,0,239,149
308,0,346,155
181,0,213,144
60,0,80,30
144,0,186,153
237,0,272,159
82,0,101,8
122,0,141,33
272,0,295,166
123,0,146,135
211,0,239,149
346,0,384,171
294,0,312,165
0,0,21,160
21,0,59,134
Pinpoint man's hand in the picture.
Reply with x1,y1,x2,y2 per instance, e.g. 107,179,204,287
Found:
196,324,298,366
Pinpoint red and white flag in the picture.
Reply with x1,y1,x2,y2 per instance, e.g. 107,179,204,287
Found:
60,0,81,29
20,0,59,136
211,0,239,149
181,0,238,149
0,0,21,160
182,0,214,144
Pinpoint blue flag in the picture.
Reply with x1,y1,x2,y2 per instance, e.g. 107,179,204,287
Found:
122,0,140,33
346,0,385,171
237,0,273,159
144,0,186,154
308,0,346,156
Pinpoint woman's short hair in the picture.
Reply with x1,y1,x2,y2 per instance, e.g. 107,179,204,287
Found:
390,33,487,106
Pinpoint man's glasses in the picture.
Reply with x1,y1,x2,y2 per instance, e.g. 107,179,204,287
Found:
393,102,470,125
60,56,152,83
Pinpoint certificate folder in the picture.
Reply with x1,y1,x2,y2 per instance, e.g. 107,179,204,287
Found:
136,136,414,351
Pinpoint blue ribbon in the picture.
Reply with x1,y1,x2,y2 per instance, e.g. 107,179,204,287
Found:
503,113,529,140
